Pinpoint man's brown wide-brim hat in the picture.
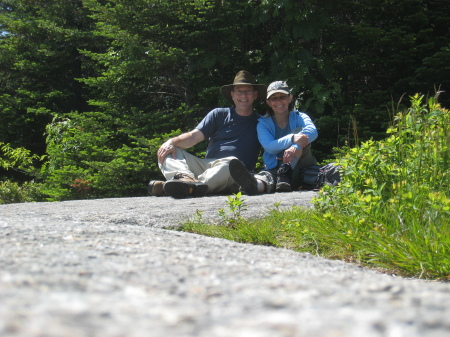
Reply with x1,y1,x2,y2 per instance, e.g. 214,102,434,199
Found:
221,70,267,104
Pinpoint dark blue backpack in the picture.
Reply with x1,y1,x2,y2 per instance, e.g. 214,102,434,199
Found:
298,163,341,190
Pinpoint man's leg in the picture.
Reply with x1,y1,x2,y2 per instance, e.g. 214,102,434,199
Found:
158,148,208,181
228,158,260,195
158,148,209,198
254,170,276,194
197,156,239,194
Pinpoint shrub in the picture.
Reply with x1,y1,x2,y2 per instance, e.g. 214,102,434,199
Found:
40,112,160,200
313,94,450,278
0,180,45,204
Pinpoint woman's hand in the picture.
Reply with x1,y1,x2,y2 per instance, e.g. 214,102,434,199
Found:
283,146,303,164
283,146,297,164
292,133,309,148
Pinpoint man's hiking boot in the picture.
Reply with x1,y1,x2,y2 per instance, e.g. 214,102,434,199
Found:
163,173,209,199
229,159,258,195
148,180,165,196
276,163,292,192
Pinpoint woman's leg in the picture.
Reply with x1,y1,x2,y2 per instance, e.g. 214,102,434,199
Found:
291,144,318,189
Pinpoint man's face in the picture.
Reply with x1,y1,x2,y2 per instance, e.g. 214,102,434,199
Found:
230,85,257,108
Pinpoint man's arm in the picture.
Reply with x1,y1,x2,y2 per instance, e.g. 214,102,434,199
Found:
157,129,205,163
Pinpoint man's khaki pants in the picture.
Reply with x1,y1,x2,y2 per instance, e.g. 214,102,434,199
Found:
158,148,238,194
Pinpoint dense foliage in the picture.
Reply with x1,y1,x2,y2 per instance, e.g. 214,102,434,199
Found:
1,0,450,201
313,94,449,278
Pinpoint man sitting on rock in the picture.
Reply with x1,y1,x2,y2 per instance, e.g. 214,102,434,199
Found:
148,70,266,199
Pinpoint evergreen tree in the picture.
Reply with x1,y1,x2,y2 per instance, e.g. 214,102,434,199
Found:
41,0,265,199
0,0,101,157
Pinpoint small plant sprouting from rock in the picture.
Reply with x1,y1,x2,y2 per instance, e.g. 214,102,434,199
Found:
218,192,247,227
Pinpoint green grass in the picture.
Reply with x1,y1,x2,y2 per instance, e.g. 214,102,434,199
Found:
179,94,450,281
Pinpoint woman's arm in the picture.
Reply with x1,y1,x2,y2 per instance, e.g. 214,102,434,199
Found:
294,111,318,143
257,120,294,154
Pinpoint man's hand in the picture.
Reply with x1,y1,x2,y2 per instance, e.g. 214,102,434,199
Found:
156,129,205,164
292,133,309,148
157,139,176,163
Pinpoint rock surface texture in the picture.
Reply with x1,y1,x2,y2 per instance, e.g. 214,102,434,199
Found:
1,192,449,337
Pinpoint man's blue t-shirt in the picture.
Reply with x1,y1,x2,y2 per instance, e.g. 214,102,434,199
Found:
196,107,261,171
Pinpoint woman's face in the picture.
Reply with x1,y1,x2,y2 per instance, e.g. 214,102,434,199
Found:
266,93,292,115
